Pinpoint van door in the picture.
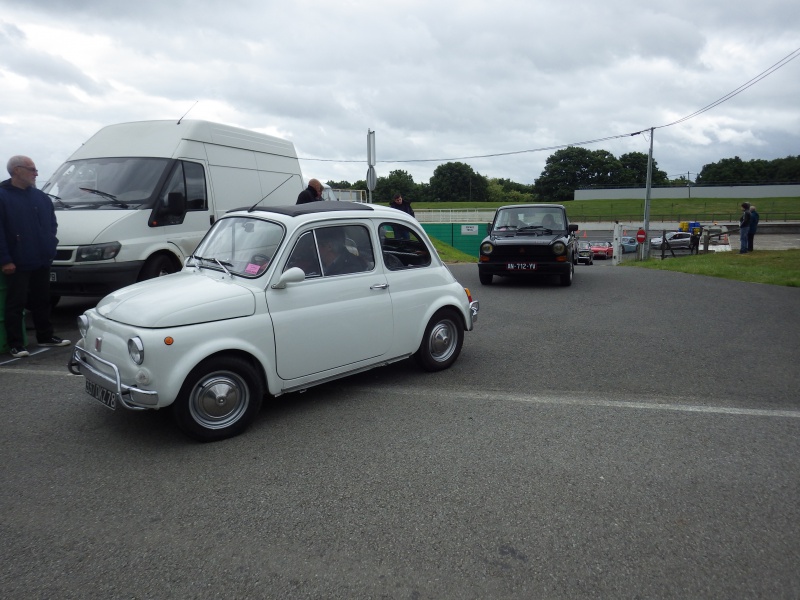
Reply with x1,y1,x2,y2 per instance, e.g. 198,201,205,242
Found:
149,160,211,259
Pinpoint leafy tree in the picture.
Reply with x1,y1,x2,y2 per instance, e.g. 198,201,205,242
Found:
429,162,488,202
534,147,595,201
617,152,668,186
373,169,417,204
326,180,353,189
697,155,800,184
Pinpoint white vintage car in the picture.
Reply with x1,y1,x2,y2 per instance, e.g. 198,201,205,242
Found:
68,202,479,441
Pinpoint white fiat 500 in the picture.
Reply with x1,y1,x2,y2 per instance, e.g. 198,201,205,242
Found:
68,202,479,442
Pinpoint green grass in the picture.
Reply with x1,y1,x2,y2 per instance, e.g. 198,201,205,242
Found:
413,197,800,223
623,249,800,287
430,237,477,264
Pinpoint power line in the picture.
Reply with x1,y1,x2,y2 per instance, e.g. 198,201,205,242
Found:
299,46,800,167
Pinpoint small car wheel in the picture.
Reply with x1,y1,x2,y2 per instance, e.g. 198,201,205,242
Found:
414,308,464,372
479,272,493,285
559,262,574,287
173,356,263,442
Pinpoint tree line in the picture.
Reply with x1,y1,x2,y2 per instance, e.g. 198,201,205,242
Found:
327,150,799,204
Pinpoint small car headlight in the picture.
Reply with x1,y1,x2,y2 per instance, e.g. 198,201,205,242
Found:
552,242,566,255
77,315,89,338
480,242,494,255
128,337,144,365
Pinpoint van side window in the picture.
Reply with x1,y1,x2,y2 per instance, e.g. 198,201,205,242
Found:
183,161,207,211
378,223,432,270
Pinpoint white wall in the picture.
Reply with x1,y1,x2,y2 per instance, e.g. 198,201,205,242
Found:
575,185,800,200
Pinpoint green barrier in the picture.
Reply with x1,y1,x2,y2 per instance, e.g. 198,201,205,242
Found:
0,273,27,353
421,222,487,258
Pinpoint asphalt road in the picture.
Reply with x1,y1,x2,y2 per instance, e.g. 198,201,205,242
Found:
2,262,799,599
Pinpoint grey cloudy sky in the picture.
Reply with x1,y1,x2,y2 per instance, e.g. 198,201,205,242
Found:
1,0,798,188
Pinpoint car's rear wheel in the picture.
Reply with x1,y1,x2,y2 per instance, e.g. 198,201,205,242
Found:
479,271,493,285
173,356,263,442
414,308,464,372
559,262,574,287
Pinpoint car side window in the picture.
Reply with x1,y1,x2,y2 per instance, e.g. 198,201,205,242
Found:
284,231,322,278
315,225,372,277
379,223,432,271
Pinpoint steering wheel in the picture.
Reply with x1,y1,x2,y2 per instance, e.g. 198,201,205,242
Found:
251,254,270,265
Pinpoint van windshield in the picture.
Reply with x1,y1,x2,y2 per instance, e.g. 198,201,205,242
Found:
42,157,170,209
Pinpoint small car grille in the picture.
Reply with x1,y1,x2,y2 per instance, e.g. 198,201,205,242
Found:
491,246,553,259
55,249,74,261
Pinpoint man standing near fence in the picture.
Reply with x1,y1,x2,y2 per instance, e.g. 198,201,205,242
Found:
738,202,751,254
748,205,760,252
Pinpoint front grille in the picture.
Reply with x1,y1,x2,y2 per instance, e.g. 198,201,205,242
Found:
55,249,74,261
491,245,554,260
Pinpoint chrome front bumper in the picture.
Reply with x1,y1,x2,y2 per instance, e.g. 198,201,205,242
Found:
68,346,159,410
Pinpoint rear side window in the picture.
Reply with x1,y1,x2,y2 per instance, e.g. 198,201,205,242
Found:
379,223,432,270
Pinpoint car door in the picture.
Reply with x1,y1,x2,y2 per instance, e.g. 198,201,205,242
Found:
267,223,393,381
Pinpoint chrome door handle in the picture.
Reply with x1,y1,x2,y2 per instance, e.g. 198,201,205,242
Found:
370,283,389,290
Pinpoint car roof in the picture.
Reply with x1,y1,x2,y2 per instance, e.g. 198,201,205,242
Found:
224,201,415,226
496,203,567,210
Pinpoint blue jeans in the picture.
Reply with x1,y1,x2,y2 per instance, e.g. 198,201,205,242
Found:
739,228,749,253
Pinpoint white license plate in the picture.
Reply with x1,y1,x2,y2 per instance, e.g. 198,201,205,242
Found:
50,272,57,282
506,263,536,270
86,379,117,410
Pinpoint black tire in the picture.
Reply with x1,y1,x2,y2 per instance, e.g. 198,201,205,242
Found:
414,308,464,372
172,356,263,442
479,271,493,285
50,295,61,308
139,253,179,281
559,262,574,287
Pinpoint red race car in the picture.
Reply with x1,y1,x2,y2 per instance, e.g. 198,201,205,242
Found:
589,241,613,259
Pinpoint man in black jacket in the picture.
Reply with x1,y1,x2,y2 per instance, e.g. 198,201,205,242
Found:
388,193,414,217
297,179,323,204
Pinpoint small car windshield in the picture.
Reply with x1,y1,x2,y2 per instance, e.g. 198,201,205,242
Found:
189,216,284,278
494,209,565,232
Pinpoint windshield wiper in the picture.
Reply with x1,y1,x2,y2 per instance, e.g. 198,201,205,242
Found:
518,225,553,234
45,192,72,209
79,187,129,208
188,255,234,275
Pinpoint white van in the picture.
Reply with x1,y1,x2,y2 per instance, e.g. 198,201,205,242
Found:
42,120,304,299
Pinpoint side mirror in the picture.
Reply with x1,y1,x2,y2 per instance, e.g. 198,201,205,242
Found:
271,267,306,289
569,223,579,233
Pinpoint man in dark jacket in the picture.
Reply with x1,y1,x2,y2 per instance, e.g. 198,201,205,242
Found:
0,155,70,357
297,179,323,204
738,202,751,254
748,205,760,252
388,193,414,217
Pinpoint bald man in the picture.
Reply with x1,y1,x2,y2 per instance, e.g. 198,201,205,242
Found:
297,179,323,204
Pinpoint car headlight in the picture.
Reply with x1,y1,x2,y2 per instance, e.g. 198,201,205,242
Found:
76,242,121,262
552,242,566,255
128,337,144,365
480,242,494,255
77,315,89,338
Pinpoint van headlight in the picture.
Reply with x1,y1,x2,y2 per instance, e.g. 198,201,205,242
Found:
128,337,144,365
76,242,121,262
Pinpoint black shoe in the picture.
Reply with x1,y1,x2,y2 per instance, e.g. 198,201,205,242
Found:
10,347,30,358
38,336,71,347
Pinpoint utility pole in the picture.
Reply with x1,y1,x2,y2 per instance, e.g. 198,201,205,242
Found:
643,127,654,237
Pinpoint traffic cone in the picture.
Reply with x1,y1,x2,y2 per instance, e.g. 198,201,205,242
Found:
582,230,587,237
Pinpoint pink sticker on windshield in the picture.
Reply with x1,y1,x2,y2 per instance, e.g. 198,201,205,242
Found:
245,263,261,274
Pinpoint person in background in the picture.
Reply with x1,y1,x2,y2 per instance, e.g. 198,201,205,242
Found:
297,179,323,204
738,202,751,254
748,205,760,252
0,155,71,357
388,192,415,218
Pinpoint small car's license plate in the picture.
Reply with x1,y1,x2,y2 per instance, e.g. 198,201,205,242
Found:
85,380,117,410
506,263,536,270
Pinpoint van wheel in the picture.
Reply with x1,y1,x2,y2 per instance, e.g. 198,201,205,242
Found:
414,308,464,372
139,254,178,281
173,356,263,442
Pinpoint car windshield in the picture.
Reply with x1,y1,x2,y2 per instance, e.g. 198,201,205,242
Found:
189,216,285,278
42,157,171,208
494,208,566,233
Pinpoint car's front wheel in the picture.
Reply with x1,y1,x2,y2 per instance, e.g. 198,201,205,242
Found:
414,308,464,372
559,262,574,286
173,356,264,442
479,271,493,285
